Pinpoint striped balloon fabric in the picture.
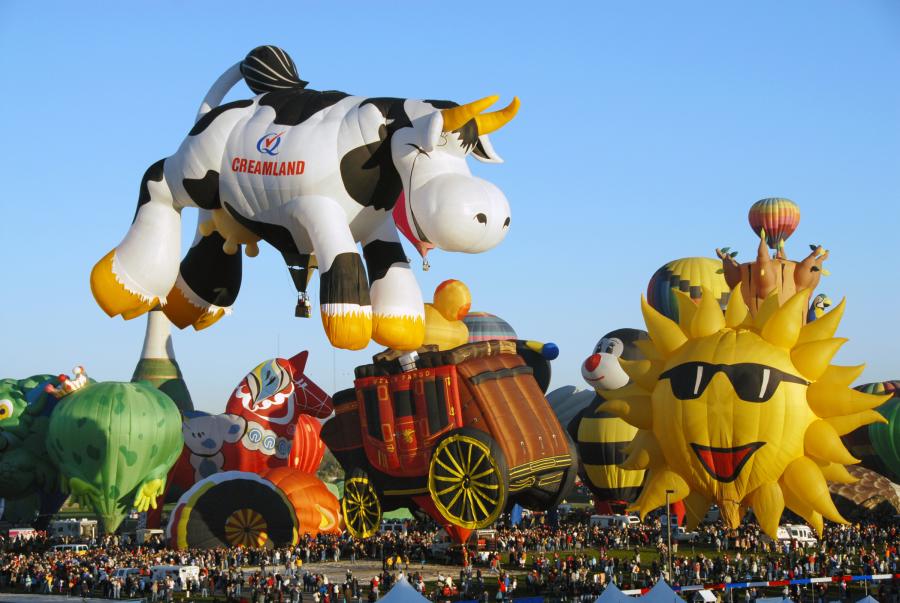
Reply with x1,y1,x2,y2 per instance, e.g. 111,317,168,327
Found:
748,197,800,250
462,312,517,342
240,45,308,94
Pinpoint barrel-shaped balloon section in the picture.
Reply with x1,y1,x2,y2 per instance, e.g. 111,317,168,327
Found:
748,197,800,251
167,469,340,549
646,257,730,323
264,467,341,535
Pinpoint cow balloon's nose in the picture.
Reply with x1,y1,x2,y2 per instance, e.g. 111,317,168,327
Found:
584,354,601,372
475,213,487,225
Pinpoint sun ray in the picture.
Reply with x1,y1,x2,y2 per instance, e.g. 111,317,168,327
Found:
796,298,846,346
621,430,658,470
675,292,698,334
780,477,824,535
690,289,726,338
791,338,847,381
826,409,888,435
682,491,711,531
807,383,889,418
718,499,742,529
760,289,807,348
782,457,847,524
627,468,689,519
805,420,859,465
818,364,866,387
816,460,857,484
753,291,780,331
641,296,687,356
745,482,784,538
724,284,749,328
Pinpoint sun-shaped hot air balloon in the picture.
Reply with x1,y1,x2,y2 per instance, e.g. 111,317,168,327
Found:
748,198,800,259
598,286,890,538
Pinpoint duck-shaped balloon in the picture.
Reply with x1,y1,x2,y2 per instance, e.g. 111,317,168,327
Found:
422,280,471,350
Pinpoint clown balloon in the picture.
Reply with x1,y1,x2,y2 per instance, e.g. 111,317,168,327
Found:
600,287,889,538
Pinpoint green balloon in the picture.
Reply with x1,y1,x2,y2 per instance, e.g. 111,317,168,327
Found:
47,381,182,532
870,398,900,482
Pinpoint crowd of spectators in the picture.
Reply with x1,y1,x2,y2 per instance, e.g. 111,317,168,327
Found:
0,514,896,602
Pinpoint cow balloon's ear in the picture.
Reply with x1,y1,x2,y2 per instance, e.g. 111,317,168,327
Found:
418,111,443,153
472,135,504,164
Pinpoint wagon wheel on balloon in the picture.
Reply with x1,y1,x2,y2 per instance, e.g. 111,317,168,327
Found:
341,469,382,538
428,427,509,529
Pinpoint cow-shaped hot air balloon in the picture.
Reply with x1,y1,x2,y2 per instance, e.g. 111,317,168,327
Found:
90,45,519,351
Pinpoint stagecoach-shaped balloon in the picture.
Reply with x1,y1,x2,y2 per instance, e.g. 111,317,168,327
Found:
321,340,578,539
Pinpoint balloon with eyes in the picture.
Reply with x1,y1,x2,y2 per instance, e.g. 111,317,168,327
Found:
569,329,649,513
581,329,649,392
601,287,889,537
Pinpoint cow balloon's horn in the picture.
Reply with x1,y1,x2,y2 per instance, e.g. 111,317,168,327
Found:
440,96,499,132
474,97,520,135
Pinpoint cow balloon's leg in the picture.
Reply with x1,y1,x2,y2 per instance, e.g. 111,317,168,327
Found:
362,219,425,351
163,210,243,330
90,159,181,320
289,196,372,350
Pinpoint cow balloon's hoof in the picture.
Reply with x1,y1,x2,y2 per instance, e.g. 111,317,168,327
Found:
163,280,227,331
372,314,425,351
90,250,157,320
321,305,373,350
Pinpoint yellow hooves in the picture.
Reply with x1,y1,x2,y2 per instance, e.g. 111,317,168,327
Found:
90,250,156,319
321,305,373,350
162,284,225,331
373,314,426,351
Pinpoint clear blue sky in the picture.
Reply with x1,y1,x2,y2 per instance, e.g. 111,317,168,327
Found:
1,2,898,413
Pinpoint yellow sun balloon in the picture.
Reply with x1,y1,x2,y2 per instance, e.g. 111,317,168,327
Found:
601,286,890,538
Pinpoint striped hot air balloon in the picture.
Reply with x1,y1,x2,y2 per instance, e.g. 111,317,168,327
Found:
462,312,517,342
748,197,800,253
646,257,730,323
573,395,645,512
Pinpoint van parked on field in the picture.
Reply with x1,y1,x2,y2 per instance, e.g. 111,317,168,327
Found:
775,524,817,546
590,514,639,529
150,565,200,588
52,544,88,555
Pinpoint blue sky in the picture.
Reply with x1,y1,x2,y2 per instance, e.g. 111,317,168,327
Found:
1,2,898,413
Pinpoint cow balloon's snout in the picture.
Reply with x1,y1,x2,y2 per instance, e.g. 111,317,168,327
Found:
410,174,510,254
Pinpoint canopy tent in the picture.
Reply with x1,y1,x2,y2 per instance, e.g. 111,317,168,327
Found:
379,578,430,603
640,581,685,603
595,583,630,603
857,597,879,603
692,590,717,603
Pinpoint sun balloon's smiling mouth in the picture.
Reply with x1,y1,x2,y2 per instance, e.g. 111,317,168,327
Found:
690,442,764,483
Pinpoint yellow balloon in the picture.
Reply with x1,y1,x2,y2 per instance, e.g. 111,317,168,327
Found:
422,280,471,350
603,286,889,537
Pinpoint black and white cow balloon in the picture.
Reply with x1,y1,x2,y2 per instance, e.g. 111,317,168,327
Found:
91,46,518,351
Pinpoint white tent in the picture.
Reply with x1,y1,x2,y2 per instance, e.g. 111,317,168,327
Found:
691,590,717,603
379,578,431,603
640,581,685,603
596,582,631,603
857,596,879,603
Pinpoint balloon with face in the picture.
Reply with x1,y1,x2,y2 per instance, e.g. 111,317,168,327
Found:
601,288,889,537
573,329,649,511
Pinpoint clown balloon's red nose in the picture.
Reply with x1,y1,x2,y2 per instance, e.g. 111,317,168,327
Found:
584,354,601,372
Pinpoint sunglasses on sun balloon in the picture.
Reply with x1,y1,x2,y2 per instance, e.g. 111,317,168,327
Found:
659,361,809,402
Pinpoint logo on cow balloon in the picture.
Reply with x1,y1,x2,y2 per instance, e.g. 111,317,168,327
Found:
256,131,285,156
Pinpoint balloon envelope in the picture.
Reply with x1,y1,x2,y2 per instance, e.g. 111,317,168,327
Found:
647,257,730,323
748,197,800,250
48,382,183,532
